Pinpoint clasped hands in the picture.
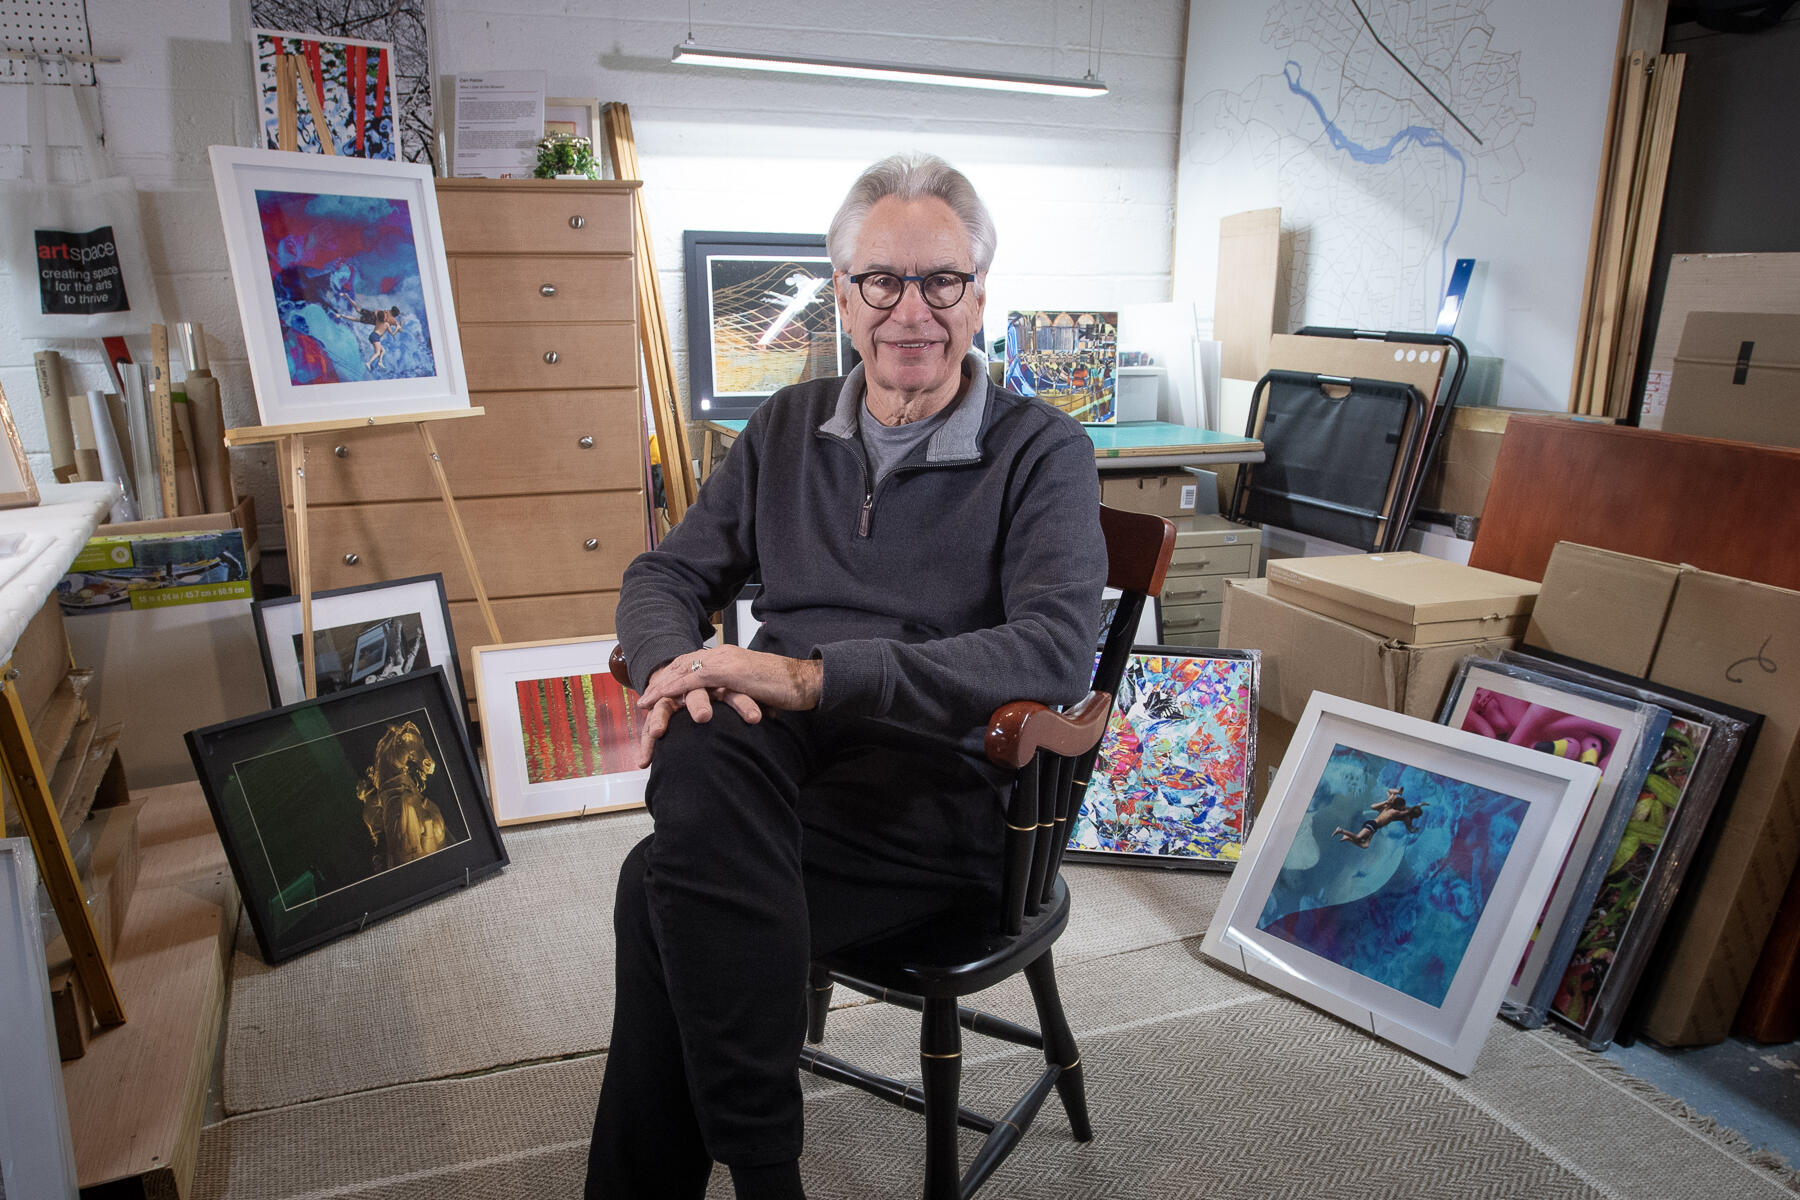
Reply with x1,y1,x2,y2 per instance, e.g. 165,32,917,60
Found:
633,646,823,767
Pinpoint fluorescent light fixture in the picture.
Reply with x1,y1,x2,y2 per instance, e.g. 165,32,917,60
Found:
670,42,1108,98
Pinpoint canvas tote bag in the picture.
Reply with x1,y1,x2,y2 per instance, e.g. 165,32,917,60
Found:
0,62,162,339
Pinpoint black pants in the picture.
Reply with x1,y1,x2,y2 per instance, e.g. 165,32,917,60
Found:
585,706,1005,1198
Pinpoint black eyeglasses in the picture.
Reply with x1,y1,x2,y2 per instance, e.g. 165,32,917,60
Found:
846,270,977,310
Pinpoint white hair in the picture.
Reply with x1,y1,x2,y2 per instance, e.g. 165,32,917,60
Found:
826,153,997,274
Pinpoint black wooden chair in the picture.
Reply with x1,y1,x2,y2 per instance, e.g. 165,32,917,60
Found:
798,503,1176,1198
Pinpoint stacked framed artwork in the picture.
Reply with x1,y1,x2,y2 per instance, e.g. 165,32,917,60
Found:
252,574,466,712
1494,649,1757,1050
1437,658,1670,1027
1204,693,1599,1075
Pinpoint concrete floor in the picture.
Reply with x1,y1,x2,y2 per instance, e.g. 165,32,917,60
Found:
1607,1035,1800,1165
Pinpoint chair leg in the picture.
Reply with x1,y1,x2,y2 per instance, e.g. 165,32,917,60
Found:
921,997,963,1199
1024,950,1092,1143
806,964,833,1044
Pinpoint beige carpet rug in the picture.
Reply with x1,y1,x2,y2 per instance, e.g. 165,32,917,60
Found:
220,811,1227,1114
203,805,1799,1198
195,937,1799,1199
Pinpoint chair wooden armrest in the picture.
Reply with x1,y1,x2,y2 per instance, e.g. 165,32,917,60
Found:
984,690,1114,770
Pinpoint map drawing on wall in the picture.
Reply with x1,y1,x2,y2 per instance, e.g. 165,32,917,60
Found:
1173,1,1622,409
251,0,438,171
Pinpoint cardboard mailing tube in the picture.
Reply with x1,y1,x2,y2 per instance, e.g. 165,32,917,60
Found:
178,323,233,513
32,351,78,482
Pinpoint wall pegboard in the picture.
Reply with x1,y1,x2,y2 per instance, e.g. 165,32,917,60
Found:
1,0,97,85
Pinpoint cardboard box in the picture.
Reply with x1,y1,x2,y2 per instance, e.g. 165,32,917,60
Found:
1265,552,1537,644
1100,469,1203,518
1522,543,1681,675
1219,578,1516,724
1520,540,1800,1044
59,528,250,614
1416,407,1614,519
1662,311,1800,449
1640,251,1800,429
1640,571,1800,1045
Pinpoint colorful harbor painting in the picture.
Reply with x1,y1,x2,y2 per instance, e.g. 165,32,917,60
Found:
1255,745,1529,1009
1070,651,1255,865
254,189,436,386
1003,310,1119,424
515,672,639,785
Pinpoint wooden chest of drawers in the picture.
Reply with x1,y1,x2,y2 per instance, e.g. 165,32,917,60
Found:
281,179,647,697
1159,515,1262,649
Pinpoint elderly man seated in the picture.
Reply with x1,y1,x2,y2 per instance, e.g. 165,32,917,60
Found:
585,152,1107,1200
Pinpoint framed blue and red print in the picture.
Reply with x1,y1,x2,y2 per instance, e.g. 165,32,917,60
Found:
210,146,469,428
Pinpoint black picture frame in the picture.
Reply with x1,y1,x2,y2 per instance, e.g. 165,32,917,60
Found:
186,667,506,963
683,231,853,421
250,573,468,717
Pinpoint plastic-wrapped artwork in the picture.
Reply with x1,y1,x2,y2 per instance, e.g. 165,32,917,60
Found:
1068,647,1259,868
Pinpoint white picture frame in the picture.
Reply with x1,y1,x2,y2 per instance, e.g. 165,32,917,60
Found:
209,146,469,430
1202,692,1597,1075
471,637,649,826
0,841,80,1199
544,96,602,142
251,574,466,715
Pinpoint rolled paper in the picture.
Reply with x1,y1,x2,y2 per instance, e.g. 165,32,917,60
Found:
87,389,139,523
32,351,76,481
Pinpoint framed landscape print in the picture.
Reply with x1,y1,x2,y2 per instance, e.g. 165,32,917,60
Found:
1438,658,1669,1027
210,146,469,428
252,28,401,159
471,637,649,826
683,231,849,420
186,668,505,963
1068,647,1258,868
1497,650,1756,1050
1202,693,1597,1075
253,574,465,715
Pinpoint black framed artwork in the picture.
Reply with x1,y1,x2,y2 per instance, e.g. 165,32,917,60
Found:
185,667,506,963
683,231,852,421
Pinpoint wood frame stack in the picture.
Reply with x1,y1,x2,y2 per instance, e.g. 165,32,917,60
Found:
603,102,698,523
1569,48,1686,419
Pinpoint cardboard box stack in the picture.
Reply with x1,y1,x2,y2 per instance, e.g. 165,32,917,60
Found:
1524,541,1800,1046
1220,552,1539,808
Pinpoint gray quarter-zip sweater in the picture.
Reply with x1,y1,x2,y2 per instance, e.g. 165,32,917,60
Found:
615,354,1107,768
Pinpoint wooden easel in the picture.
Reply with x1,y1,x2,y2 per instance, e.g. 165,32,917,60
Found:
224,408,501,697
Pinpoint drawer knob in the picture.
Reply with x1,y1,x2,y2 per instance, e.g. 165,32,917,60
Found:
343,553,360,566
540,284,557,297
584,538,600,551
544,351,560,364
333,444,349,458
568,215,586,229
578,435,595,449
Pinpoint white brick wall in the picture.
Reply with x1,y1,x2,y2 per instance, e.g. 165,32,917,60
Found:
0,0,1185,545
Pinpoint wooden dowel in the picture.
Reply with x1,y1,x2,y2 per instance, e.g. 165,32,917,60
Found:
418,422,502,646
290,434,317,700
289,53,336,156
276,53,298,153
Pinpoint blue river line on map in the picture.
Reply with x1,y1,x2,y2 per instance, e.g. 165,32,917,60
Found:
1282,60,1468,303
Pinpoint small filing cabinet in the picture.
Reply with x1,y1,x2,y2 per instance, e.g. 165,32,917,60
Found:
1158,515,1262,648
